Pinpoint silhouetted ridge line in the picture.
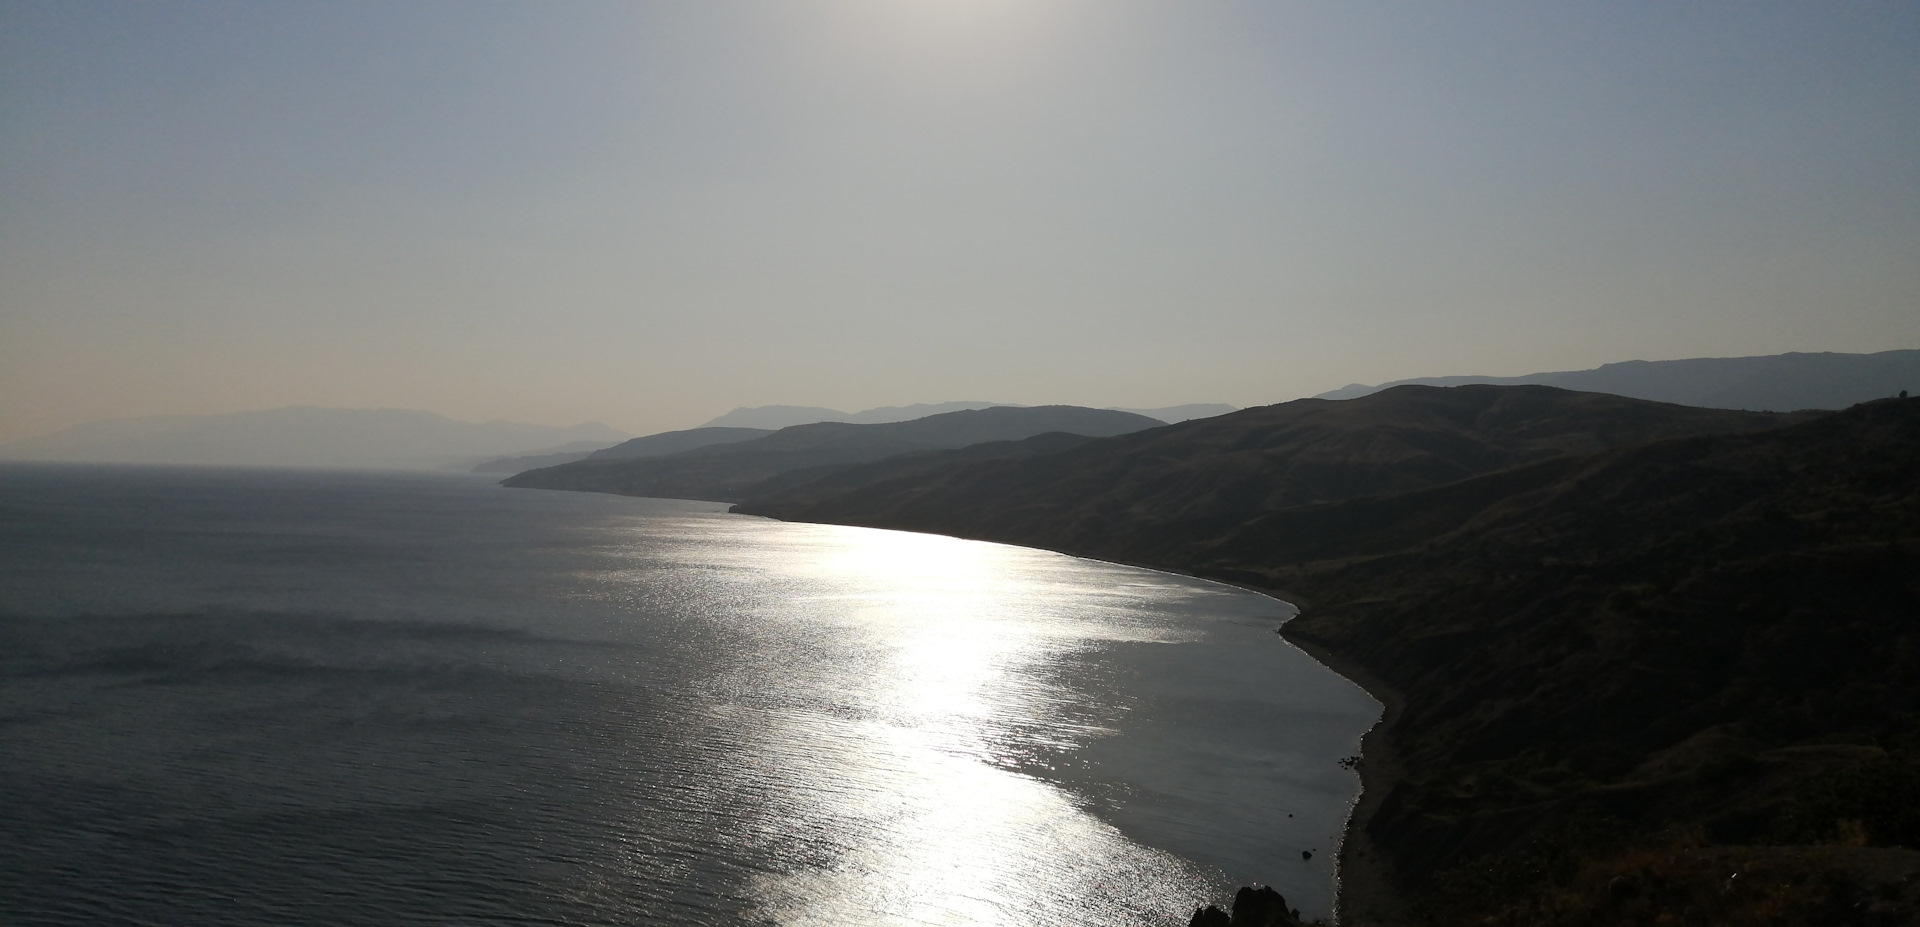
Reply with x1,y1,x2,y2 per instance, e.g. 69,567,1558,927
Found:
734,385,1806,558
503,405,1164,503
1317,348,1919,411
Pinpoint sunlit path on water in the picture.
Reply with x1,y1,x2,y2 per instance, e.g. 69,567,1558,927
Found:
0,470,1375,926
579,512,1370,925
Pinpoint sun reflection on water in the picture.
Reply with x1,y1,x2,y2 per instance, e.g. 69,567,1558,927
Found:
582,512,1351,925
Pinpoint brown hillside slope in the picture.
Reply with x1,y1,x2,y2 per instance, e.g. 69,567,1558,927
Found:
504,405,1161,503
1257,397,1920,923
737,385,1805,558
741,392,1920,924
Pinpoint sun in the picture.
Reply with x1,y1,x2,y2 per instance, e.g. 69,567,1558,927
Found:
822,0,1077,73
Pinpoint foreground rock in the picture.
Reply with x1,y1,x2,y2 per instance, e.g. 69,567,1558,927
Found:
1189,885,1308,926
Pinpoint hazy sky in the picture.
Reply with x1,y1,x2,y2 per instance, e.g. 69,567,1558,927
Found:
3,1,1916,440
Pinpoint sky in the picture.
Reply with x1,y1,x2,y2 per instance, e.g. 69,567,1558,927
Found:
3,1,1916,440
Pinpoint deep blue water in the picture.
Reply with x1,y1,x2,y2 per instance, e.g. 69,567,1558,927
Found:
0,464,1376,926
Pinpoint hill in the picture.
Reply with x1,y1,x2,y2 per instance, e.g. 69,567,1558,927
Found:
696,401,1010,429
470,441,625,474
1257,399,1920,925
504,405,1165,503
471,426,774,475
1316,349,1919,411
1110,403,1239,423
734,388,1920,923
697,401,1236,430
0,407,627,471
581,426,772,461
735,386,1804,560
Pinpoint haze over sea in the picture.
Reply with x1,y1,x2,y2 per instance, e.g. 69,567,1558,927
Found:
0,465,1376,926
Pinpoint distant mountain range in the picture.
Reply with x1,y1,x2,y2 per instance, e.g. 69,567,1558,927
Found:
0,407,628,471
504,405,1166,502
1317,349,1918,411
698,401,1235,430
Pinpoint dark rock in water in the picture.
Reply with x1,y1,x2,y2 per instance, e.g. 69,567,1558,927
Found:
1188,904,1232,927
1300,850,1311,860
1189,885,1304,926
1231,885,1299,926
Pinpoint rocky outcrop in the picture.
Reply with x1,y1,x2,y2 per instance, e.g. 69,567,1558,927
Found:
1188,885,1306,927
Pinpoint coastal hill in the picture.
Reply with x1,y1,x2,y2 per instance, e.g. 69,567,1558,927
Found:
581,426,773,460
1113,403,1239,423
503,405,1165,503
731,387,1920,924
1259,398,1920,924
735,386,1805,561
699,401,1011,430
469,441,628,474
700,401,1237,430
0,407,628,471
470,426,772,474
1317,348,1919,411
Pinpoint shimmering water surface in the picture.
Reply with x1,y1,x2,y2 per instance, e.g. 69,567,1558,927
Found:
0,465,1378,926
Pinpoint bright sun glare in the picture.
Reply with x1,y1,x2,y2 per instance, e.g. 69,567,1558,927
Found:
829,0,1071,73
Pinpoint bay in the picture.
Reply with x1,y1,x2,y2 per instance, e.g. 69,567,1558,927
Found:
0,464,1378,926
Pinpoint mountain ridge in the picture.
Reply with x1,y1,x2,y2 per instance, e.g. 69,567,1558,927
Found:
1317,349,1918,411
699,401,1236,430
734,386,1809,555
505,405,1166,503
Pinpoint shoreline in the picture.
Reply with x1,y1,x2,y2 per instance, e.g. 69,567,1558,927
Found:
726,510,1414,924
817,523,1420,923
1159,568,1416,927
1094,570,1418,925
1278,629,1414,927
1033,557,1419,926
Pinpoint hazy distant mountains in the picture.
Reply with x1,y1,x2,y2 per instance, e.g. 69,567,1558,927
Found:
698,401,1235,430
1317,349,1918,410
0,407,628,471
504,405,1166,502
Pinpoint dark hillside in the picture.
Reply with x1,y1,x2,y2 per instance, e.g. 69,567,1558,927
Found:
1317,348,1920,411
738,391,1920,924
1256,398,1920,923
741,431,1098,500
473,426,772,474
583,426,772,461
503,406,1162,502
737,386,1805,559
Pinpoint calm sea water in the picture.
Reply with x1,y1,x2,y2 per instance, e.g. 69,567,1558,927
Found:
0,464,1377,926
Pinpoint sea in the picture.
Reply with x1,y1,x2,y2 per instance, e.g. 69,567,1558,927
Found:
0,464,1379,926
